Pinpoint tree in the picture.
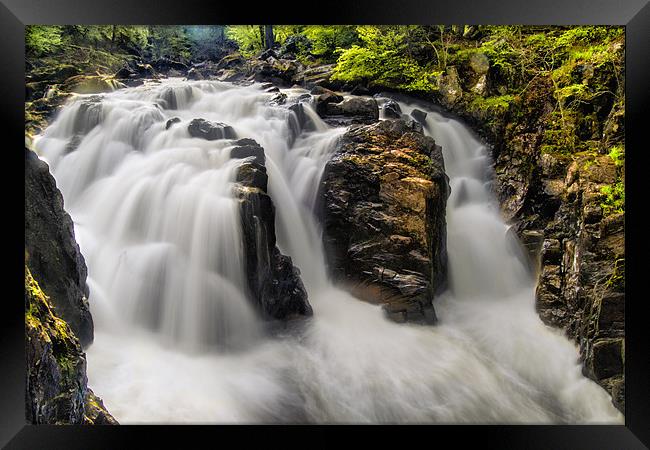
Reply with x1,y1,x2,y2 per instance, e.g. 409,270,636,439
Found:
265,25,275,49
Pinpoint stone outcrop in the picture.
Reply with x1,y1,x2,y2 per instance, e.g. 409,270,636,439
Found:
25,266,117,425
188,118,237,140
25,148,94,348
319,119,449,324
233,139,312,320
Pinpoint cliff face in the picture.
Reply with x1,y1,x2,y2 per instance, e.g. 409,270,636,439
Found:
320,119,449,324
25,148,116,424
25,148,94,348
25,266,116,425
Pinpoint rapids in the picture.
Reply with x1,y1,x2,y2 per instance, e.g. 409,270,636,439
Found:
34,78,623,424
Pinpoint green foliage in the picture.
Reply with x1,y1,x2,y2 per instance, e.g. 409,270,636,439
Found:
332,26,437,92
226,25,264,56
147,26,191,60
600,181,625,215
608,145,624,167
26,26,63,56
303,25,359,61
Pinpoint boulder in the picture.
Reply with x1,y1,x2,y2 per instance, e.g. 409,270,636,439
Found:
468,52,490,75
320,119,449,324
326,97,379,120
188,118,236,140
230,138,266,165
410,108,428,124
382,100,402,119
234,139,312,320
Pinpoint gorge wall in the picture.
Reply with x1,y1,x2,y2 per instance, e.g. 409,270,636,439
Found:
25,148,116,424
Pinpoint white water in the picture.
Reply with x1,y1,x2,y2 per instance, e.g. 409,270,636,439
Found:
34,79,623,424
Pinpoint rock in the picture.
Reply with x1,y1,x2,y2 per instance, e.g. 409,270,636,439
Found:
468,52,490,75
410,108,428,124
314,91,344,115
399,114,424,134
319,96,380,125
382,100,402,119
25,148,94,347
350,85,372,96
159,85,193,110
320,119,449,324
151,57,189,73
230,138,266,165
27,64,81,84
259,48,277,60
25,267,117,425
438,66,463,107
165,117,181,130
269,92,287,105
83,389,119,425
188,118,236,140
234,139,312,320
187,67,203,80
62,75,125,95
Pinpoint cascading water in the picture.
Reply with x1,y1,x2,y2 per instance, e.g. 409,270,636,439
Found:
34,78,623,424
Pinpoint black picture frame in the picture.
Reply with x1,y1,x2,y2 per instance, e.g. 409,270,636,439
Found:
4,0,649,448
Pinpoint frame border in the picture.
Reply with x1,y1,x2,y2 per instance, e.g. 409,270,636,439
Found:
4,0,649,447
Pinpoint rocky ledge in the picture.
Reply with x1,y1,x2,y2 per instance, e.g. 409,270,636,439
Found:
232,138,313,320
25,266,117,425
319,119,449,324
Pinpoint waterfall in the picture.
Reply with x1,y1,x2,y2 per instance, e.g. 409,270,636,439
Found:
33,79,623,424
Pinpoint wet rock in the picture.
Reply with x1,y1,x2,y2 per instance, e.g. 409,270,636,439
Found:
314,91,344,115
165,117,181,130
322,96,379,124
235,139,312,320
382,100,402,119
25,267,116,425
320,119,449,324
410,108,428,125
231,138,266,165
188,118,236,140
25,149,93,347
186,67,204,80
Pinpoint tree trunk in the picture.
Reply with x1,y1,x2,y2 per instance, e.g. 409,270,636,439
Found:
258,25,265,49
264,25,275,50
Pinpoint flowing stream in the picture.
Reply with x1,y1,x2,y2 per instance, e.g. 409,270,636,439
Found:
34,79,623,424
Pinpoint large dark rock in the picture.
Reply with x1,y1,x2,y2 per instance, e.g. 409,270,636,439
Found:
188,118,237,140
231,138,266,165
322,97,379,123
234,140,312,320
382,100,402,119
151,57,189,74
25,148,93,348
25,267,117,425
319,119,449,324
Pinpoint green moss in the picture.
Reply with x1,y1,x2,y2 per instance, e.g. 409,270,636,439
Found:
469,94,515,113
